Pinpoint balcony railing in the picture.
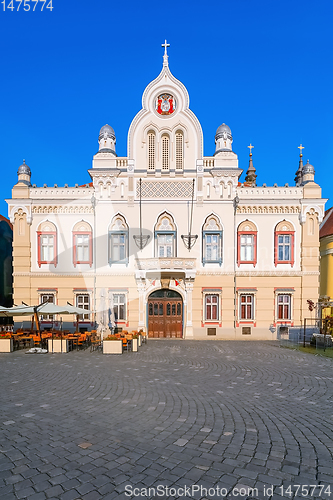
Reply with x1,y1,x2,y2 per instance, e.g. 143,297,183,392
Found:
135,258,196,270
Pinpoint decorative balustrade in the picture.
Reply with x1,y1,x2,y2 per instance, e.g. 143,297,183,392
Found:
116,158,128,168
203,158,215,168
135,258,196,270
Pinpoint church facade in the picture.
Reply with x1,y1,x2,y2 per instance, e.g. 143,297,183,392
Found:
7,45,326,339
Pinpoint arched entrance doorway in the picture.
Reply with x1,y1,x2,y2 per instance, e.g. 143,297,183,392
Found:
148,289,183,338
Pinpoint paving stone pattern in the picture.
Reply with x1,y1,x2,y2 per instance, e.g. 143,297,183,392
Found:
0,341,332,499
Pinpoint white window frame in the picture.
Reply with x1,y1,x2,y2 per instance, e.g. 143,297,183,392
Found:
109,231,128,264
39,292,56,321
240,234,254,262
202,231,222,265
277,234,291,261
41,234,54,262
75,233,90,262
75,293,91,321
202,290,222,323
274,289,294,323
112,293,127,322
239,294,254,321
156,233,174,258
277,294,291,321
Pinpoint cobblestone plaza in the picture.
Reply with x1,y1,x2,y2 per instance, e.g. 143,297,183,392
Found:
0,341,332,499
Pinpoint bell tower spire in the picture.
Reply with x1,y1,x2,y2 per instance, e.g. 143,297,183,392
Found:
161,39,170,67
245,144,257,186
295,144,304,186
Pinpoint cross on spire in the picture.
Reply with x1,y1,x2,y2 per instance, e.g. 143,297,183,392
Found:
162,40,170,67
298,144,304,156
248,143,254,155
162,39,170,55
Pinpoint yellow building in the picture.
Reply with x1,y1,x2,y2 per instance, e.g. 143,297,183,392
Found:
319,207,333,314
6,45,327,339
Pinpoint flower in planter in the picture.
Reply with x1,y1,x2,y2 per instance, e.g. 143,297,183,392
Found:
104,335,120,341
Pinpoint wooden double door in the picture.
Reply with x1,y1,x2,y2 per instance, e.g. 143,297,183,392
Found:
148,290,183,338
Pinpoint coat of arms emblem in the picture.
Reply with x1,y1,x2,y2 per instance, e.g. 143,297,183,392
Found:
156,93,176,115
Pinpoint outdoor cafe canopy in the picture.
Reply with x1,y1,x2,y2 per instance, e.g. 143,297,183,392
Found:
0,303,94,317
0,303,95,336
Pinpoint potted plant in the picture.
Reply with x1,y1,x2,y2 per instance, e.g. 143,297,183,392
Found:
138,329,146,345
103,335,123,354
0,333,13,353
131,332,139,352
135,330,142,347
47,336,69,353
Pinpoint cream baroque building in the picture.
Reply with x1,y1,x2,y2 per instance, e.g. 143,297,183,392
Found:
7,45,326,339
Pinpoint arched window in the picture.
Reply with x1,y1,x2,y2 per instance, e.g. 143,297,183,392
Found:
73,221,93,267
274,221,295,267
175,131,183,170
202,215,222,265
148,131,155,171
162,135,170,171
237,220,258,267
109,215,129,265
37,221,57,267
154,212,176,257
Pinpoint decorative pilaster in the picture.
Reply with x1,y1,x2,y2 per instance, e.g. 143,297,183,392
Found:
184,280,194,338
137,280,146,330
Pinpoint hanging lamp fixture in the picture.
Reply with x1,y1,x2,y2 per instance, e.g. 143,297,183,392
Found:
133,178,150,250
181,179,198,251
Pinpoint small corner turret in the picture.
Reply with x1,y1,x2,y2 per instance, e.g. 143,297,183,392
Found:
98,124,117,156
214,123,233,155
17,160,31,186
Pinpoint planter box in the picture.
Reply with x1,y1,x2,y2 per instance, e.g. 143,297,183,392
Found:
0,338,13,353
103,340,123,354
132,338,138,352
138,335,142,347
48,339,69,353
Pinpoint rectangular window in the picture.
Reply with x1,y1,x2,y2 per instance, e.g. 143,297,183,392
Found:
240,234,254,261
205,294,219,321
109,232,128,263
75,234,90,262
203,232,222,264
76,294,90,321
40,293,55,321
157,233,174,258
113,293,126,321
240,294,253,320
41,235,54,262
277,294,291,320
278,235,291,261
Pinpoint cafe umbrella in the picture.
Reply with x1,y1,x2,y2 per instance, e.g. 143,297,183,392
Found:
0,303,94,336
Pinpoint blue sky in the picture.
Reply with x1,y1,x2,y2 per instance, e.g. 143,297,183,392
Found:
0,0,332,217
